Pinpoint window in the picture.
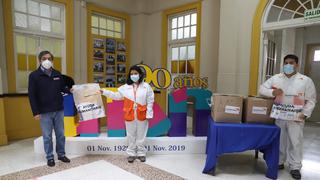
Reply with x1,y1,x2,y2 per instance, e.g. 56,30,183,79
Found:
91,14,124,39
265,40,276,80
168,11,197,75
13,0,65,92
314,50,320,62
88,5,129,88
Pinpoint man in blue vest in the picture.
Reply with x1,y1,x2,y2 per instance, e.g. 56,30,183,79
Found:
28,51,70,167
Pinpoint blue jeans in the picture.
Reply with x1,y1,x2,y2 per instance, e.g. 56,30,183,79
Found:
40,110,65,160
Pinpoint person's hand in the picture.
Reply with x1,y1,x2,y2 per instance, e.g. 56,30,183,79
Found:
34,114,41,120
70,88,74,93
272,88,283,96
99,89,103,94
295,113,306,122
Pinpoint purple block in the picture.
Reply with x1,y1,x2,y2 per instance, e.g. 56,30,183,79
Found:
193,110,211,136
168,112,187,137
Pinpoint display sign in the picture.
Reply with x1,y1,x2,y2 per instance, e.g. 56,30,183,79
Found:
304,8,320,20
72,83,106,121
270,94,304,121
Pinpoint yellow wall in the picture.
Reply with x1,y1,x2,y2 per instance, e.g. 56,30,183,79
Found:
0,98,8,145
4,96,41,141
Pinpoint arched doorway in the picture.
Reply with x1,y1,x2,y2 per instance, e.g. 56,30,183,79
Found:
250,0,320,122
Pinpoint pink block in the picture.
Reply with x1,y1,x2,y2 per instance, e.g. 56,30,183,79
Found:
148,103,167,128
77,119,99,134
172,87,187,103
106,101,168,130
107,100,125,130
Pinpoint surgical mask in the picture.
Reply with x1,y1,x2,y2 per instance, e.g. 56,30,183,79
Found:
130,74,140,82
41,59,53,69
283,64,295,74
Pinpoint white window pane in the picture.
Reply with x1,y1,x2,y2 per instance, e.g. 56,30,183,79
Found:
91,27,98,34
184,15,190,26
99,29,107,36
16,35,26,53
14,0,27,12
178,16,184,28
188,45,195,59
28,15,40,30
40,38,52,52
52,20,61,33
314,50,320,61
191,13,197,25
177,28,183,39
51,39,62,57
179,46,187,60
15,13,27,28
172,47,179,60
184,27,190,38
40,3,50,18
27,37,38,55
28,0,39,15
40,18,51,32
115,32,121,38
114,21,121,32
51,6,61,20
172,18,177,29
99,18,107,29
107,31,114,37
92,16,98,27
191,25,196,37
171,29,177,40
107,19,114,31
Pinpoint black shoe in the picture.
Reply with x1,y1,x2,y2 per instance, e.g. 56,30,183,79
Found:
278,164,284,170
58,156,71,163
127,156,135,163
137,156,146,162
47,159,55,167
290,170,301,180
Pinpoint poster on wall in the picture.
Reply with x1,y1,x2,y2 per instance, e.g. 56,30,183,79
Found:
93,50,104,60
72,83,106,121
106,66,116,74
117,42,126,52
106,75,116,87
93,75,104,84
106,55,115,65
93,38,104,49
117,74,126,84
117,64,126,73
117,53,126,62
106,38,116,53
93,62,104,72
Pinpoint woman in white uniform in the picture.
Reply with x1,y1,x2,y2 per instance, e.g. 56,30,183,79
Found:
101,65,154,163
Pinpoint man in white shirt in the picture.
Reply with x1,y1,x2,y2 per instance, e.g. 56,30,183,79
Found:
259,54,317,180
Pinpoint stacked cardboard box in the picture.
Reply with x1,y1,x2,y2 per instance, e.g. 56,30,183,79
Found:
211,94,275,124
211,94,243,123
243,96,274,124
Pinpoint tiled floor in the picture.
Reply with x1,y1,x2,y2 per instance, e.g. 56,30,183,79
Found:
1,122,320,180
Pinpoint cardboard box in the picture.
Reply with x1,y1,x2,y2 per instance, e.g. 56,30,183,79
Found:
243,97,274,124
211,94,243,123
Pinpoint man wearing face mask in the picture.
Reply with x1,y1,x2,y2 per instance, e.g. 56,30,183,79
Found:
259,54,317,180
28,51,71,167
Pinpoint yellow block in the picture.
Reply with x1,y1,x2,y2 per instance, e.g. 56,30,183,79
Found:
101,87,118,103
0,98,8,145
64,117,78,137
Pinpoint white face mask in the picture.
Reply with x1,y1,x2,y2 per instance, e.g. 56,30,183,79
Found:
41,59,53,69
130,74,140,83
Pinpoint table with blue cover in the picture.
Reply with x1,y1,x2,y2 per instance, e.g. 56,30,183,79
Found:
203,117,280,179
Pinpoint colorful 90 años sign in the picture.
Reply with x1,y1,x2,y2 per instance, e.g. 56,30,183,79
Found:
138,64,208,89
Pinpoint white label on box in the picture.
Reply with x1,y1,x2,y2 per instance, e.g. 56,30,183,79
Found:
252,106,267,115
225,106,240,114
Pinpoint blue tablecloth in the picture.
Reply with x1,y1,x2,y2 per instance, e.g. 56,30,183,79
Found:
203,117,280,179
